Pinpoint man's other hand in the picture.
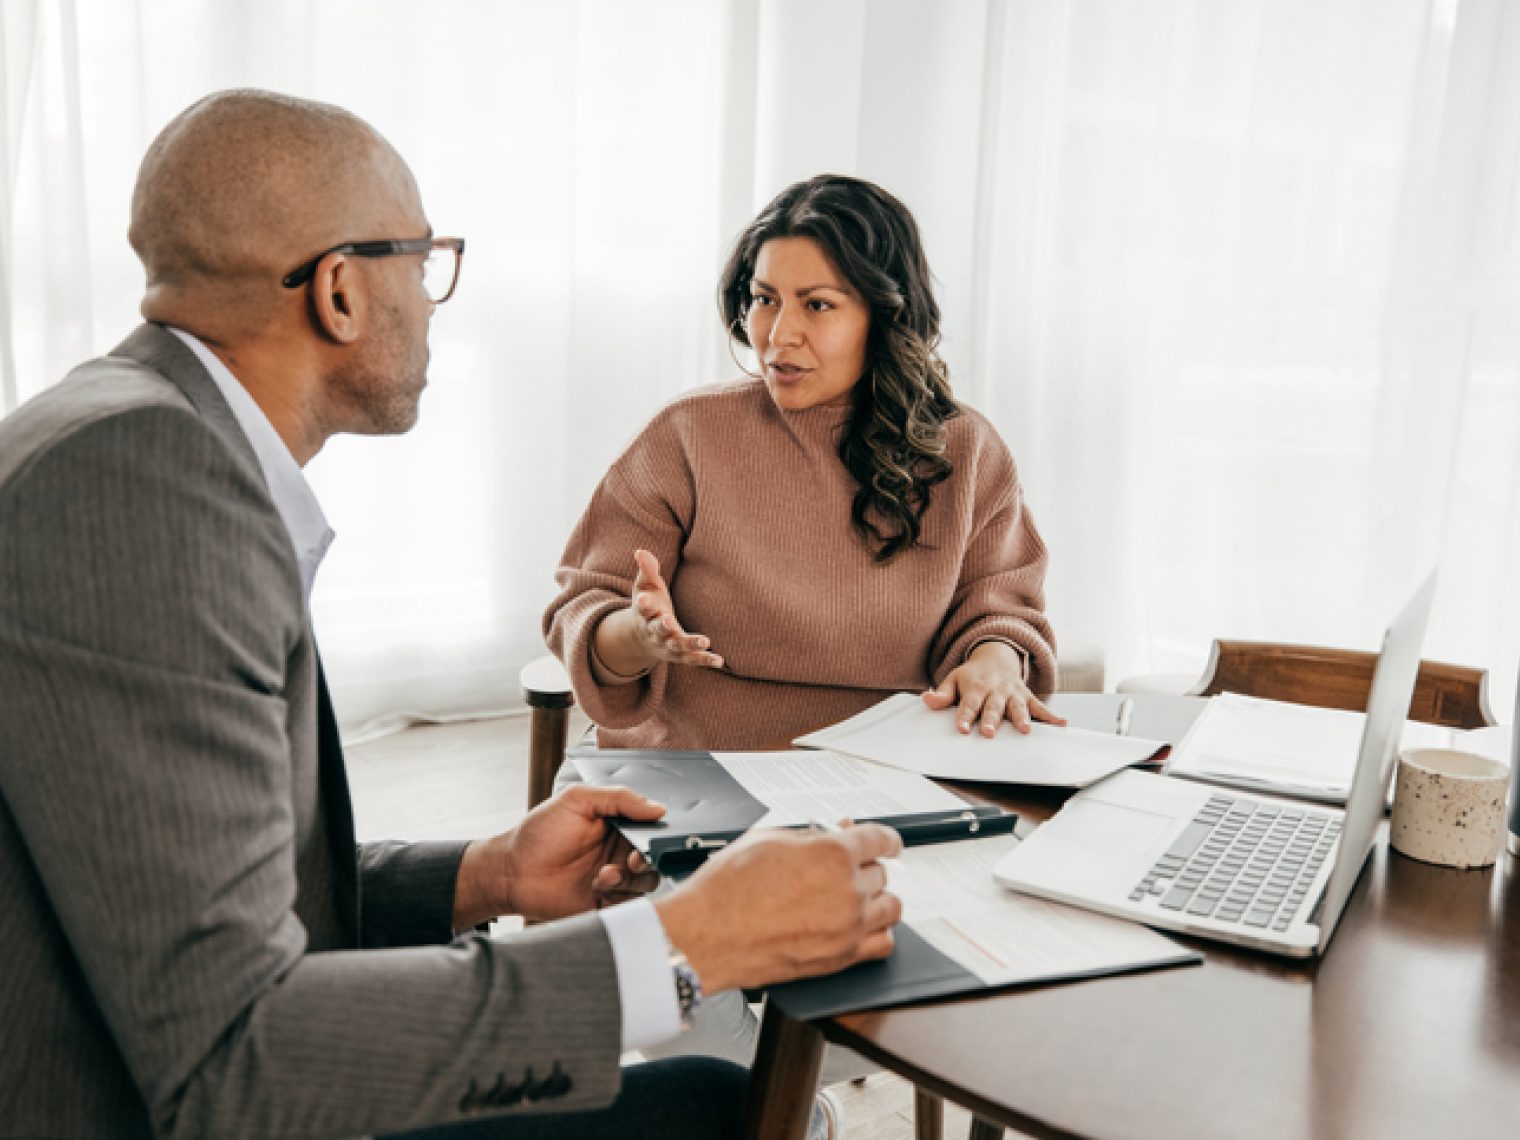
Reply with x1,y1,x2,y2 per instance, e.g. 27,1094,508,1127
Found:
453,785,665,928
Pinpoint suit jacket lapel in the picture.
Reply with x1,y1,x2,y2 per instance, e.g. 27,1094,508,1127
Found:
112,323,363,943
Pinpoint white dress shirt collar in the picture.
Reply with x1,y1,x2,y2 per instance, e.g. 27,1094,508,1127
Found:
166,327,335,601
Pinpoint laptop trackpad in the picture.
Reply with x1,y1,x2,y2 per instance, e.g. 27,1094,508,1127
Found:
1013,800,1179,895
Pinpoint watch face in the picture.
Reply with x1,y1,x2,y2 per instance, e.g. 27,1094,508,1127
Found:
673,960,702,1027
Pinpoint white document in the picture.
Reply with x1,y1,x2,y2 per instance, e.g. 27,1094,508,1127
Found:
892,836,1193,985
716,749,969,829
794,693,1168,787
1166,693,1513,803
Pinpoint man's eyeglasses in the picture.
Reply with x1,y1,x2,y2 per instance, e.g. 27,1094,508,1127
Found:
281,237,466,304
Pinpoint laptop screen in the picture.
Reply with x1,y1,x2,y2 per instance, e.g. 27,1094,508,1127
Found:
1314,571,1437,950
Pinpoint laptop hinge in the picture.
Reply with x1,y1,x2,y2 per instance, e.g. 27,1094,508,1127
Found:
1307,884,1328,927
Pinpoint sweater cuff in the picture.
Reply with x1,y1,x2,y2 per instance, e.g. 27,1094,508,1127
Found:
590,635,652,685
965,637,1029,680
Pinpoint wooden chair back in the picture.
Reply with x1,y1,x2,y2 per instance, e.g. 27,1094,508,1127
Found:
1189,641,1496,729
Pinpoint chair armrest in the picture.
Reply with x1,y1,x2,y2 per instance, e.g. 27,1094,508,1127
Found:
520,654,574,710
520,655,574,810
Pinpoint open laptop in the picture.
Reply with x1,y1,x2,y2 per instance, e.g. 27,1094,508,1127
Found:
993,573,1436,958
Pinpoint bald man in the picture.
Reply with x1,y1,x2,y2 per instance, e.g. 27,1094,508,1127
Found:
0,90,901,1140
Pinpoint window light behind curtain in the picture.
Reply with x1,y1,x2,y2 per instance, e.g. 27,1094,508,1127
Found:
4,0,1518,737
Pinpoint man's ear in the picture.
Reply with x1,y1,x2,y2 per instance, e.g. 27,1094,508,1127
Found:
309,254,363,345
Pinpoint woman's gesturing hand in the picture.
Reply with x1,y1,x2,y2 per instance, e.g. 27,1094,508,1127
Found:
593,548,725,678
922,640,1066,736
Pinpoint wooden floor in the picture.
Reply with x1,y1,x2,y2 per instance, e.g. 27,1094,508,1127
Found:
346,713,993,1140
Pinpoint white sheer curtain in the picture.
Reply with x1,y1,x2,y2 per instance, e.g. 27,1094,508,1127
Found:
4,0,1518,735
966,0,1520,707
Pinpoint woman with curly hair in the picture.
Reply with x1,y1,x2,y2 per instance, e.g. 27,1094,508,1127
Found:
545,173,1060,752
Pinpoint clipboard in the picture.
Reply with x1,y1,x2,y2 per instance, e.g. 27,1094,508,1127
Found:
647,805,1019,876
572,745,1200,1016
569,746,1015,877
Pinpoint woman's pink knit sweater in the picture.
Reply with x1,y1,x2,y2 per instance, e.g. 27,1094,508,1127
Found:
544,379,1056,750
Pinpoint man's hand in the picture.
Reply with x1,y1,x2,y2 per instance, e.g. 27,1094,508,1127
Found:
453,785,665,929
592,549,724,678
923,640,1066,736
652,823,904,995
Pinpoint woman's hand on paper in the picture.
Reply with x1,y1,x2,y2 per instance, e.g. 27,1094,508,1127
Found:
592,548,724,677
923,640,1066,737
653,822,904,995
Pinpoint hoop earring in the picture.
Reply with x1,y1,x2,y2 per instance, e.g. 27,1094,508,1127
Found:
726,315,762,379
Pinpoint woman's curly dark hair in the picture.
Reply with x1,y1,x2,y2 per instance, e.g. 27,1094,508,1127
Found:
718,174,959,563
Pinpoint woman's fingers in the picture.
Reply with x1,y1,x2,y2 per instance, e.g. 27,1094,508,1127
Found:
636,612,722,667
951,678,1038,735
929,659,1062,739
920,677,958,710
671,646,724,668
1029,696,1067,727
626,558,723,668
956,689,986,734
980,692,1010,737
631,548,665,589
1006,694,1033,735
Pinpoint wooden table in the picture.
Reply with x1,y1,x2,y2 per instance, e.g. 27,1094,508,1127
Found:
741,694,1520,1139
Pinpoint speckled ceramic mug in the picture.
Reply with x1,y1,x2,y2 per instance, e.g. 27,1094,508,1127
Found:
1390,748,1509,869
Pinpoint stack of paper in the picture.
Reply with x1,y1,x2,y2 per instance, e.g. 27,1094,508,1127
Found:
573,738,1200,1017
1165,692,1513,804
794,692,1169,787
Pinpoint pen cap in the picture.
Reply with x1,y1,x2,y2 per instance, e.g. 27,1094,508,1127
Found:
1509,656,1520,857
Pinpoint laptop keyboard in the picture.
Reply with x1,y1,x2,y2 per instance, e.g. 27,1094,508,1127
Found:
1127,793,1342,933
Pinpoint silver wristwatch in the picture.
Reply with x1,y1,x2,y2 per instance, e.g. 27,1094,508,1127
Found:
668,946,704,1029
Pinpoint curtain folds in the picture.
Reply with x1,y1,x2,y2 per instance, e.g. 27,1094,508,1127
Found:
3,0,1518,736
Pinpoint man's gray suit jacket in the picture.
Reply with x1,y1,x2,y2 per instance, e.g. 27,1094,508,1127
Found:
0,324,622,1138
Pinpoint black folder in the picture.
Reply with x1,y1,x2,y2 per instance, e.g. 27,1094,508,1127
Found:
572,747,1200,1018
570,747,1014,874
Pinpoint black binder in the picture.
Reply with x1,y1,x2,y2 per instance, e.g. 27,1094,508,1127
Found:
572,747,1200,1018
570,747,1015,875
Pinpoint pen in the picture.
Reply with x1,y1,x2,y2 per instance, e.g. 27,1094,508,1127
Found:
653,806,1004,854
809,817,908,874
892,810,1018,844
1115,697,1134,738
647,807,1019,870
817,810,1019,844
817,811,1018,844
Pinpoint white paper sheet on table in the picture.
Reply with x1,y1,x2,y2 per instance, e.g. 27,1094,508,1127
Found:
793,692,1169,787
1165,692,1513,804
767,830,1200,1021
889,835,1193,985
716,748,969,828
